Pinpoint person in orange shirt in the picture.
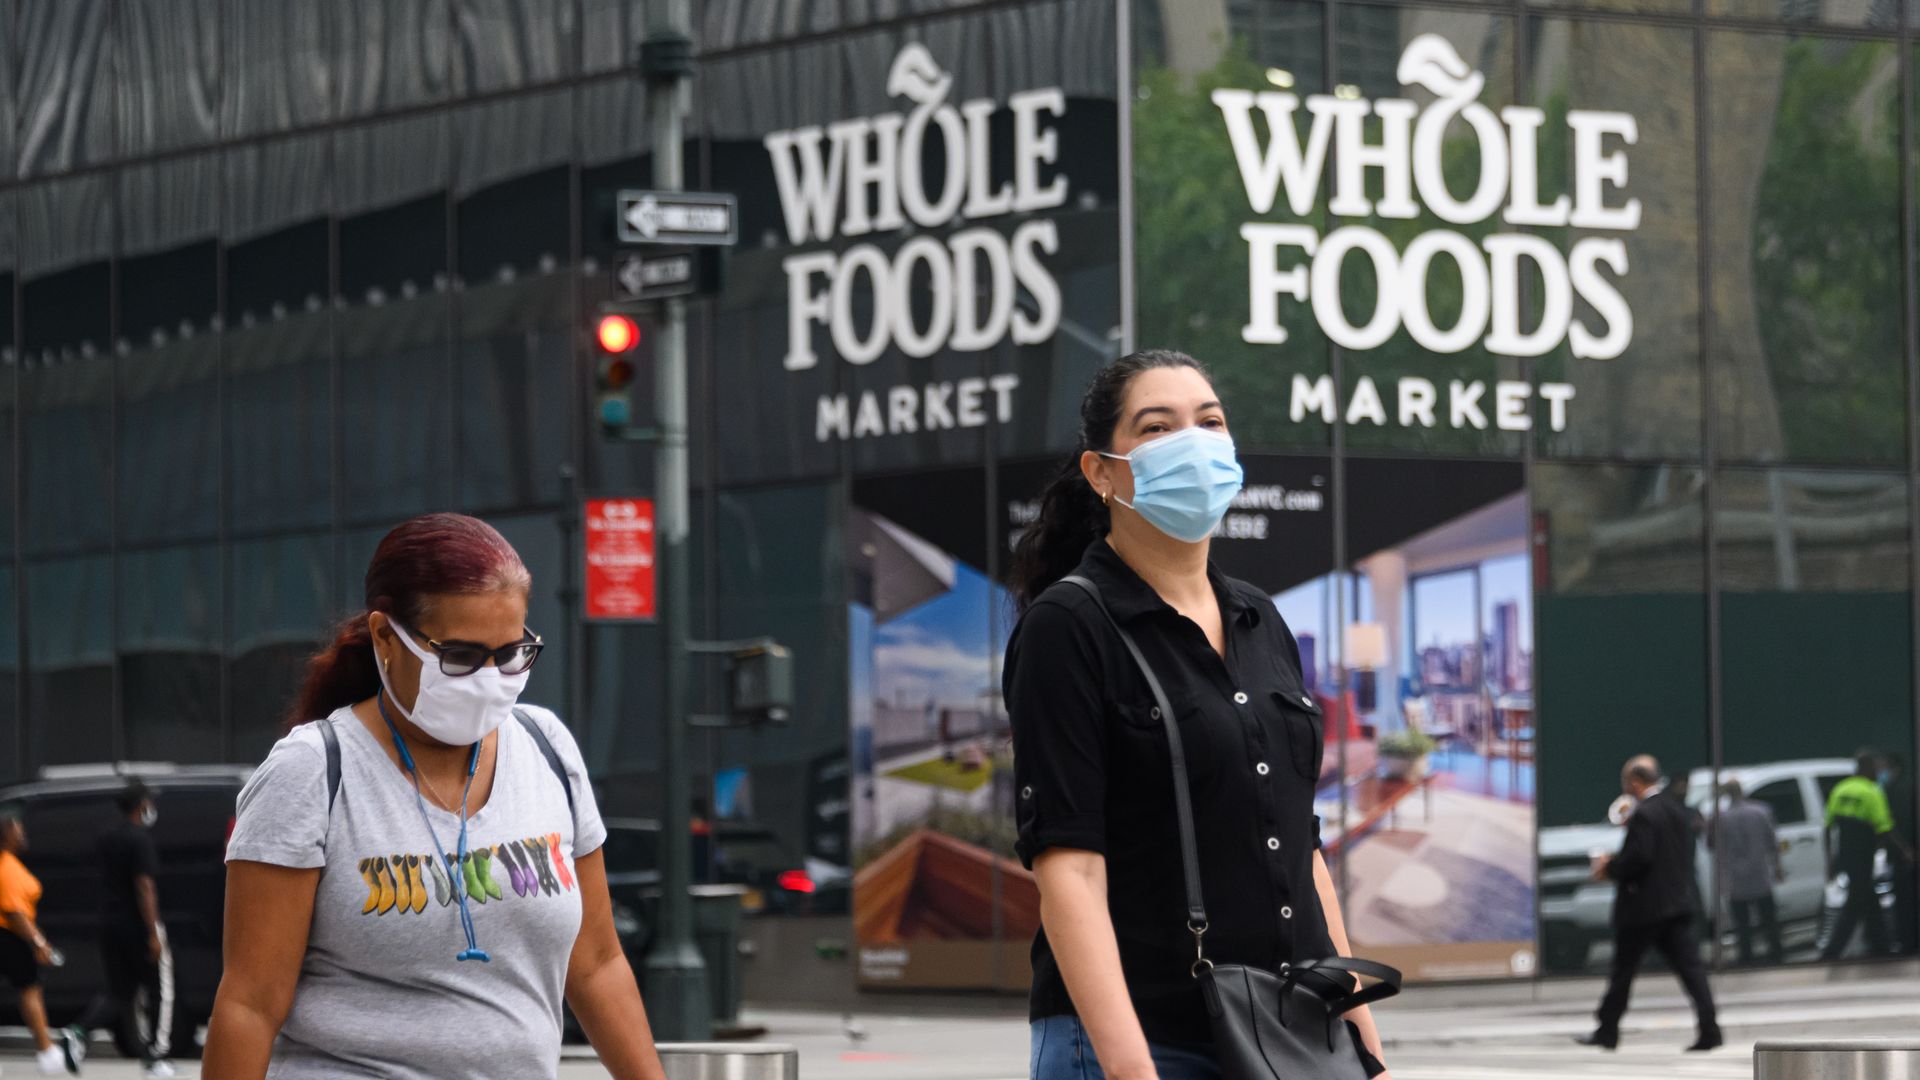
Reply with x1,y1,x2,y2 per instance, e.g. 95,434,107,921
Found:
1,812,85,1075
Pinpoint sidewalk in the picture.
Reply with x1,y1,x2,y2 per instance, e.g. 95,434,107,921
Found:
8,959,1915,1078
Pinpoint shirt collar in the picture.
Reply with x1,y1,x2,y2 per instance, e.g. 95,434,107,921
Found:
1075,539,1264,627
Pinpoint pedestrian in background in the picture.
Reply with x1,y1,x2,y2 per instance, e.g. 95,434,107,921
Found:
1007,351,1391,1080
203,513,668,1080
65,783,176,1077
1821,749,1911,960
1579,755,1722,1053
0,813,85,1075
1711,779,1784,966
1881,753,1916,954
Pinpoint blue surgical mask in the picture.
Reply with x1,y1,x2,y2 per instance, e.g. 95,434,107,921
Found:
1101,427,1245,543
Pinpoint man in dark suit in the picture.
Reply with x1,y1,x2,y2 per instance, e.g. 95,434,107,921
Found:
1576,755,1723,1053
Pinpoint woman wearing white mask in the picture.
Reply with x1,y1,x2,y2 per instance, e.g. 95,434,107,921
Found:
205,513,666,1080
1008,352,1392,1080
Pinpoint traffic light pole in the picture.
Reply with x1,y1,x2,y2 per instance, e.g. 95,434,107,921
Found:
638,0,710,1043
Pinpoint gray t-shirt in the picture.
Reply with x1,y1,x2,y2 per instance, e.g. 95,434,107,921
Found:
226,704,607,1079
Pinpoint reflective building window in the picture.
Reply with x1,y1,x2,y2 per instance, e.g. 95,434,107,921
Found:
1533,463,1709,974
1529,19,1702,462
1709,36,1903,466
119,0,222,158
223,0,331,138
1715,469,1914,964
15,0,117,176
336,115,454,523
456,93,573,511
225,137,335,533
118,156,222,547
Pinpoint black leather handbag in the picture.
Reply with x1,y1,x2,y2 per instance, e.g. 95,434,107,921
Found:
1060,575,1401,1080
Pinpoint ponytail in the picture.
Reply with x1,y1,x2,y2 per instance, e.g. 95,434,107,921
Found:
1011,454,1109,609
288,614,382,729
1008,348,1211,610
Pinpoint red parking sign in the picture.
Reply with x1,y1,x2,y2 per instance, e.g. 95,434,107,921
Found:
584,498,656,621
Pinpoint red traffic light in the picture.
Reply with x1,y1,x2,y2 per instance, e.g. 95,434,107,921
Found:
596,314,639,354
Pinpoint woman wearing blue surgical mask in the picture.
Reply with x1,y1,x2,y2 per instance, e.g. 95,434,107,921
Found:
1008,352,1392,1080
205,513,667,1080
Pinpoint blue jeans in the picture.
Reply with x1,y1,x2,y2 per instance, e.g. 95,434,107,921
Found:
1031,1016,1222,1080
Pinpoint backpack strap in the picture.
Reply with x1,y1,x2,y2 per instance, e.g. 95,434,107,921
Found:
318,717,342,813
322,710,574,818
515,708,576,820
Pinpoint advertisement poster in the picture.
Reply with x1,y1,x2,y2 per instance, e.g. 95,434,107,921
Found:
848,469,1031,990
1298,460,1539,981
846,455,1537,988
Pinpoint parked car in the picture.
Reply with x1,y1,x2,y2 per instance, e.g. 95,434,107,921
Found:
0,762,255,1055
600,817,850,925
1538,758,1892,971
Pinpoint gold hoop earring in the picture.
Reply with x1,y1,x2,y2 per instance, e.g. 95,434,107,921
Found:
1101,491,1111,506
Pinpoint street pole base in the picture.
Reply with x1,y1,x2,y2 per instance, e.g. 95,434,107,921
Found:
642,946,712,1043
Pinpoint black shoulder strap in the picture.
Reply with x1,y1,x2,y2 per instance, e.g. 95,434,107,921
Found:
1056,575,1209,934
515,708,576,819
318,717,342,813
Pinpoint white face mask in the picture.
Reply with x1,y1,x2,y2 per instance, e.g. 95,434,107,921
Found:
139,806,158,828
377,618,530,746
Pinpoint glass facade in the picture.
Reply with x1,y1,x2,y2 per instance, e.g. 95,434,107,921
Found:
1,0,1914,998
1136,0,1919,980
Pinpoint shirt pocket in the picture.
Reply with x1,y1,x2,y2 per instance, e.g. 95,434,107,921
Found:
1275,689,1324,781
1115,697,1218,785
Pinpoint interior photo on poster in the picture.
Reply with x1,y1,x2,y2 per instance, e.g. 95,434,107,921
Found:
1296,458,1537,981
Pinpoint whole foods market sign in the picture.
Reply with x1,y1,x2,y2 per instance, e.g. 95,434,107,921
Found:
765,45,1067,443
1214,35,1641,432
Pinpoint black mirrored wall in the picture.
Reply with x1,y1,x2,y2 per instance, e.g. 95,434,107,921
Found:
0,0,691,799
1136,0,1920,977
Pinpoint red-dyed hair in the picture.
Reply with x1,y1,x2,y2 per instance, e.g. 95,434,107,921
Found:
288,513,532,727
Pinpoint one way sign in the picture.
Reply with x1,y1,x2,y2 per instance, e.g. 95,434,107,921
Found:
617,190,737,246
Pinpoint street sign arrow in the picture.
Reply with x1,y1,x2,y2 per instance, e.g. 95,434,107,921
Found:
617,190,737,246
614,250,707,302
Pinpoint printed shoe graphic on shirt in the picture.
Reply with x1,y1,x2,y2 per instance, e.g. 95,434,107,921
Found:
359,859,381,914
350,832,574,916
548,833,576,891
499,843,533,898
474,848,505,901
390,853,413,912
406,855,428,914
426,853,453,906
375,857,398,915
526,838,561,896
460,852,488,905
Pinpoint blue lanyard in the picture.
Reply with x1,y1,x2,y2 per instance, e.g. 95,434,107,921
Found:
377,695,491,963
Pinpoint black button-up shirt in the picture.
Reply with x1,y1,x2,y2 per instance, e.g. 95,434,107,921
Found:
1007,541,1337,1046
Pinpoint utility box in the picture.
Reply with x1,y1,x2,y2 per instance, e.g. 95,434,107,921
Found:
727,639,793,723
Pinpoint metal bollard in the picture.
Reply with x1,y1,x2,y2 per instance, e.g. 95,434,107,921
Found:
1755,1038,1920,1080
656,1042,800,1080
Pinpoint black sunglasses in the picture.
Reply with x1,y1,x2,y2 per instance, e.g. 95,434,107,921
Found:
414,628,545,677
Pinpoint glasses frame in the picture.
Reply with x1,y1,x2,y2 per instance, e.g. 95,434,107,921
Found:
417,627,545,677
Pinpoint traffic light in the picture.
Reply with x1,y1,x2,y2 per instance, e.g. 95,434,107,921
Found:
594,312,641,437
